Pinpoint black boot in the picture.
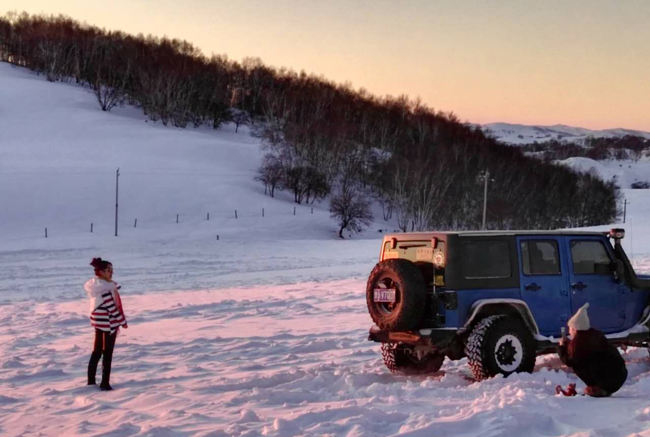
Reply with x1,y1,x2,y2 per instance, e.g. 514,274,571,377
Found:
88,351,101,385
99,341,114,390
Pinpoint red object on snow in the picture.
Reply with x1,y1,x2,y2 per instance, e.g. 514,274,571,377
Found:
555,383,577,396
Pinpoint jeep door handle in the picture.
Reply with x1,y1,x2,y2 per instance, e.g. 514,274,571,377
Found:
525,283,542,291
572,282,587,291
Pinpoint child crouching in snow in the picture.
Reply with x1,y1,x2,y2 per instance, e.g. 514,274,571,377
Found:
84,258,128,391
557,303,627,397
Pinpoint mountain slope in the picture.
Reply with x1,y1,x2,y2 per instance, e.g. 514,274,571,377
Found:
0,62,343,242
0,60,379,303
482,122,650,145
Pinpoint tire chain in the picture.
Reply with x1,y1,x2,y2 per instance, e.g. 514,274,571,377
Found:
464,314,506,381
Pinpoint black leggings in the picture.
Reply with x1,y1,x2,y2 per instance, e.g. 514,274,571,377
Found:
88,329,117,386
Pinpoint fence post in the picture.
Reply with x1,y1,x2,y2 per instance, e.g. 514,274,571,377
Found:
217,235,220,240
91,223,93,233
45,227,48,238
134,218,138,228
262,208,264,217
176,214,179,224
115,168,119,237
311,208,313,214
235,210,238,219
207,213,210,221
294,207,296,216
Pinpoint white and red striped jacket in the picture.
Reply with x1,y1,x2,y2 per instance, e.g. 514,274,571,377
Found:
84,278,128,335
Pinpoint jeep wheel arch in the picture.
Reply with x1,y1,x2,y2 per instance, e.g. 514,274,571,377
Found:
463,299,540,337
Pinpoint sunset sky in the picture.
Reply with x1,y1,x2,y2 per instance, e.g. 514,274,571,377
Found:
3,0,650,131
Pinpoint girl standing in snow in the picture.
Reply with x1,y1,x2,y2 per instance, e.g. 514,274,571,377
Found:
84,258,128,391
557,303,627,397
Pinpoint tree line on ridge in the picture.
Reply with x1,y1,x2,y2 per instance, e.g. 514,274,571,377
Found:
0,12,620,234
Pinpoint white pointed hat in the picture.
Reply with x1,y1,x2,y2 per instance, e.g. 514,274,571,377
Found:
567,303,590,331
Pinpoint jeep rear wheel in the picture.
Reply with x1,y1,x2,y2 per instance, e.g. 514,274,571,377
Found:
366,259,426,331
465,315,536,381
381,343,444,375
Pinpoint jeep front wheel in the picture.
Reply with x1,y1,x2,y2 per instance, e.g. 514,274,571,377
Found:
381,343,444,375
366,259,426,331
465,315,536,381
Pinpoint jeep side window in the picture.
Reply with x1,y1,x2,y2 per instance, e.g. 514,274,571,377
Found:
521,240,561,275
570,240,611,275
461,240,511,279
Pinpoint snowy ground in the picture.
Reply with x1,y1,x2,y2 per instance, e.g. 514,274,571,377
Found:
3,281,650,437
2,62,650,437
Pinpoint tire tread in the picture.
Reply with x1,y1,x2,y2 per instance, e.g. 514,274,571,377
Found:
465,315,535,381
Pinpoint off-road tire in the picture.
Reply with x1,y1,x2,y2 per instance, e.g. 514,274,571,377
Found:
465,315,536,381
366,259,426,331
381,343,444,375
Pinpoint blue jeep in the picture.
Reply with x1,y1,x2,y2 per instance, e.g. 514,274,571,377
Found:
366,229,650,380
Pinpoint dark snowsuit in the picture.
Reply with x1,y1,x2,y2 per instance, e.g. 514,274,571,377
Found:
558,328,627,397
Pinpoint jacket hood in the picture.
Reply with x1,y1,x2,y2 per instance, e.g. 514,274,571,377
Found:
84,277,113,293
85,277,116,312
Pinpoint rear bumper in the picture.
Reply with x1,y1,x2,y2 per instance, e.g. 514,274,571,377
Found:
368,325,458,346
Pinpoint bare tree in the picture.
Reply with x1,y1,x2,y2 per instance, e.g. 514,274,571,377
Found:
231,109,250,133
255,154,284,197
94,55,130,111
330,183,373,239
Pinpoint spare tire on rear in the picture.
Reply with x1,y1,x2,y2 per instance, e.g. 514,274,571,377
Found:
366,259,426,331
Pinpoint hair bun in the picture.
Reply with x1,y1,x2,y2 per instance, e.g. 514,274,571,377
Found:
90,257,103,267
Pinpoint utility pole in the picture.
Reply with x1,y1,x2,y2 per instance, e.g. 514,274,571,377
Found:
115,168,120,237
481,170,490,230
623,199,629,224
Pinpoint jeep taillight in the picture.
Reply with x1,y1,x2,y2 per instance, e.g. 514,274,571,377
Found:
609,228,625,240
433,241,446,287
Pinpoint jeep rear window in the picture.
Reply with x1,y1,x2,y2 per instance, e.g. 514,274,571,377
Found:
461,240,511,279
521,240,561,275
570,240,611,275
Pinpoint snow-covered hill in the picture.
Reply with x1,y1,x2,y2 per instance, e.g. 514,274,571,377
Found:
482,122,650,145
2,62,650,437
556,156,650,189
0,62,345,243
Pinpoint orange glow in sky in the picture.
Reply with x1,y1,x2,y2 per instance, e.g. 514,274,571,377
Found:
3,0,650,131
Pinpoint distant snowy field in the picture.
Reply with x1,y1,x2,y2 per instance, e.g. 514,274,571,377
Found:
482,122,650,145
2,62,650,437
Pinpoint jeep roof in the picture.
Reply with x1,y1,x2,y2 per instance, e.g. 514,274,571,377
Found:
386,230,609,239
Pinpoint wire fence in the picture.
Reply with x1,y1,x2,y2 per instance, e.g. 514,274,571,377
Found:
32,204,328,240
0,168,335,240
